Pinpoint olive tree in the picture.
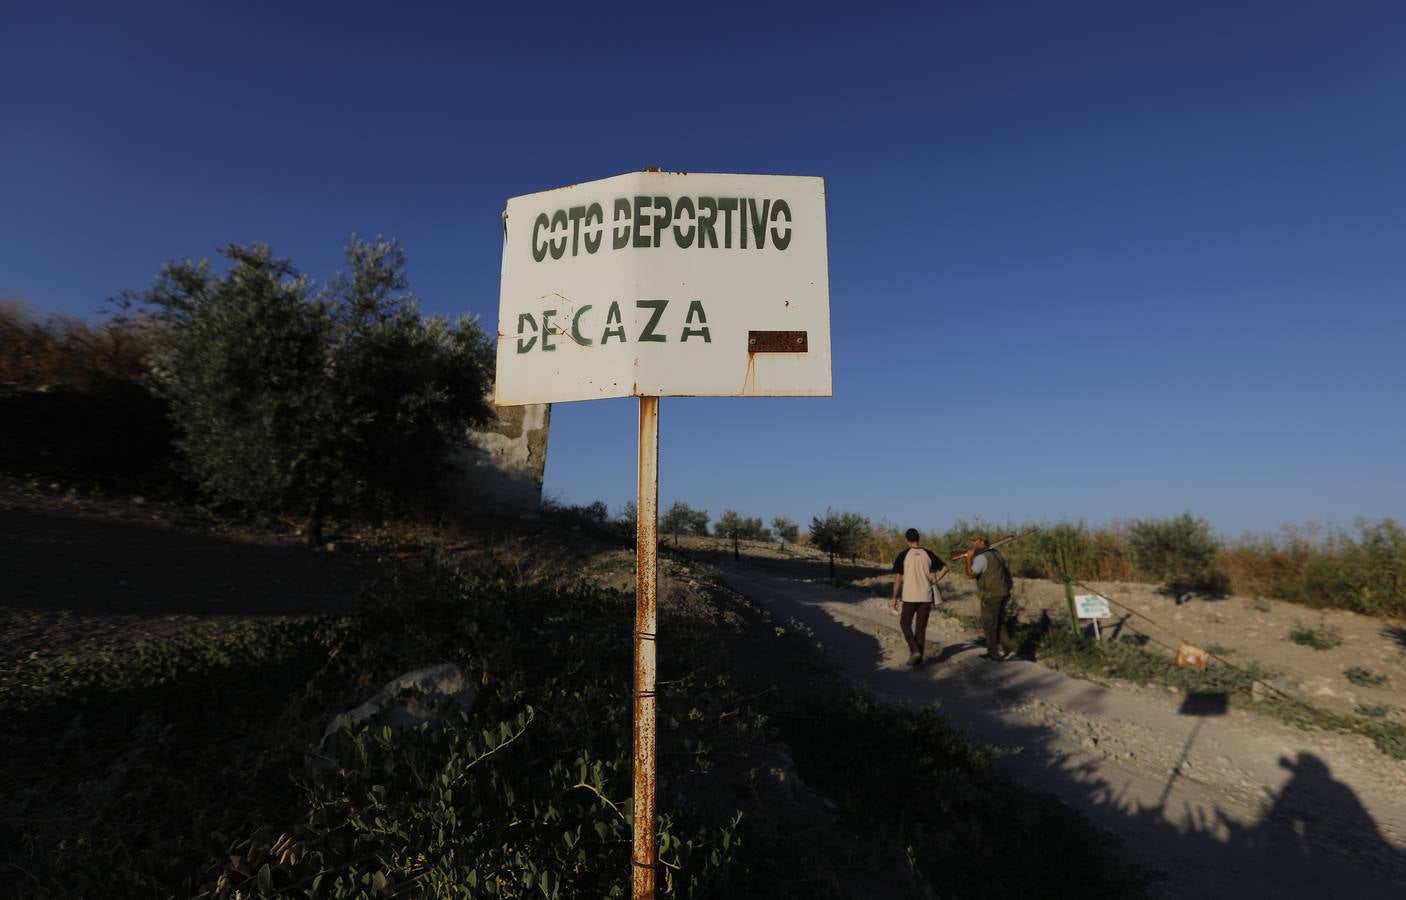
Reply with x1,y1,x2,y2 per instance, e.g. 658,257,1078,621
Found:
809,508,872,578
127,238,493,545
716,509,768,559
772,516,800,549
660,500,709,545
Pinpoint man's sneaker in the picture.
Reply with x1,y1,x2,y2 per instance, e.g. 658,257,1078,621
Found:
907,652,921,667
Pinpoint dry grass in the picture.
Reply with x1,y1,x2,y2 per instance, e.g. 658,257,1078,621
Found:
0,300,151,389
855,518,1406,618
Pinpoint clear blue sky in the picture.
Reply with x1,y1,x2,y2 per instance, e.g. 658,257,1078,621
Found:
4,1,1403,537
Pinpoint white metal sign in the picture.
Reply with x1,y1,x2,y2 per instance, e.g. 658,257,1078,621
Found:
1075,594,1113,619
495,171,831,406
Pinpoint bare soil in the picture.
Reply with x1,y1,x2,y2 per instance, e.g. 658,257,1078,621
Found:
679,533,1406,724
678,534,1406,898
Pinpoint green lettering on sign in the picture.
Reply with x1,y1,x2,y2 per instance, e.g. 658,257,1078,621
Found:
636,300,668,342
651,196,672,248
601,302,626,344
613,199,631,250
570,305,594,346
718,197,738,249
540,309,557,351
567,206,586,256
770,200,792,250
548,211,567,260
697,197,718,249
747,198,770,249
681,300,711,342
516,313,538,353
584,203,604,254
632,196,651,249
531,213,550,262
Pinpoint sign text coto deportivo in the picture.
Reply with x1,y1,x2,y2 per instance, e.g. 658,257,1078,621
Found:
530,196,793,261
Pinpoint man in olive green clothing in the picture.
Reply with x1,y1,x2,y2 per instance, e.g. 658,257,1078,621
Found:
963,535,1015,661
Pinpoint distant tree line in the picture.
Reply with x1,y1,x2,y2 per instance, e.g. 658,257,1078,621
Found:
583,497,866,573
590,498,1406,618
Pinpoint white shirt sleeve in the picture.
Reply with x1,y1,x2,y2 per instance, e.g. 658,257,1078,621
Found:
971,554,987,575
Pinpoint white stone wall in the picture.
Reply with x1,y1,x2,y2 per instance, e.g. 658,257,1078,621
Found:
452,402,550,515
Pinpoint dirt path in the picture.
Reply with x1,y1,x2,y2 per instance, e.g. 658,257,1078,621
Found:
715,562,1406,899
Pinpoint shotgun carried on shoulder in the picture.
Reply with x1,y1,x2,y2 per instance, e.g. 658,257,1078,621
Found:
948,530,1034,562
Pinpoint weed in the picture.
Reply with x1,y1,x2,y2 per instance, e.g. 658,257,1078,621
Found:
3,536,1154,899
1344,667,1388,687
1037,628,1263,697
1037,629,1406,761
1288,622,1343,651
1356,704,1391,718
1206,644,1234,656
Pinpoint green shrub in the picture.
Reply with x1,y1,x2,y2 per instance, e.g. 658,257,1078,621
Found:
1305,520,1406,617
1036,628,1262,697
1344,666,1387,687
1126,513,1220,591
1288,622,1343,651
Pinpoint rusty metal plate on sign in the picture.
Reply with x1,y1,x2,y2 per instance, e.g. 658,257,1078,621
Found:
748,330,808,353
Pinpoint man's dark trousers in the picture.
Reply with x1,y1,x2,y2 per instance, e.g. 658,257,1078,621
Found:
980,595,1015,657
900,601,931,657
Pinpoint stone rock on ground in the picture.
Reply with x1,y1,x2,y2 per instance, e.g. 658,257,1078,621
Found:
319,662,478,747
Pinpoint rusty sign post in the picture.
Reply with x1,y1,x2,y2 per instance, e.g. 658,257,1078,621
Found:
632,396,659,896
495,171,830,897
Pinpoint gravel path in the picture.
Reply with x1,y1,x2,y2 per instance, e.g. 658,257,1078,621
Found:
717,562,1406,899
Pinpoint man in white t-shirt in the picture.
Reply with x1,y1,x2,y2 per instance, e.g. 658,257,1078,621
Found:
891,528,950,667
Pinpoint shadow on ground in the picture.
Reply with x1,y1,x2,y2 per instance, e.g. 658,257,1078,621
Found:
0,503,381,660
717,562,1406,899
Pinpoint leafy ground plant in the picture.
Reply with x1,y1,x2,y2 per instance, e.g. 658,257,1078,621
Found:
1288,622,1344,651
1035,629,1406,761
1345,666,1388,687
2,529,1155,899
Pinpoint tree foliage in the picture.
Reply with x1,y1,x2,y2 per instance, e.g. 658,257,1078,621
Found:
1126,512,1220,593
660,501,710,544
618,501,638,535
715,509,769,558
771,516,799,547
125,238,492,543
809,509,872,577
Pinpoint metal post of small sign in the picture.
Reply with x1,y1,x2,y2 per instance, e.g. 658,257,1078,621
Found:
632,396,660,898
